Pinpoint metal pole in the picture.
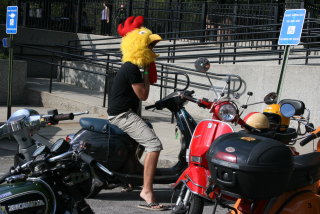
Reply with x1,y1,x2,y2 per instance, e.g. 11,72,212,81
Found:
276,45,291,99
49,53,54,93
7,34,14,119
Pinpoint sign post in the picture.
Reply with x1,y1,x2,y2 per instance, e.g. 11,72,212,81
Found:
276,9,306,99
5,6,18,119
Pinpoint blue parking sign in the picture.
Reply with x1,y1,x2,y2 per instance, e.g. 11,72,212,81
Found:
6,6,18,34
278,9,306,45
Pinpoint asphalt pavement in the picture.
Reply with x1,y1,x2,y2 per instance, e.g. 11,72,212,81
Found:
0,77,229,213
0,105,228,214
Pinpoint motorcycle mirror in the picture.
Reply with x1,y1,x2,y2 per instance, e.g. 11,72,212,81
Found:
280,103,296,117
194,57,210,73
306,123,315,133
264,92,277,105
32,145,50,157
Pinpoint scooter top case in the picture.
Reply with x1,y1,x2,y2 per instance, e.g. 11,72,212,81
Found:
0,178,55,214
207,131,294,200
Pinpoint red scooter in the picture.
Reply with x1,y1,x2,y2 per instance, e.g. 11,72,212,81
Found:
172,90,280,214
206,100,320,214
171,58,273,214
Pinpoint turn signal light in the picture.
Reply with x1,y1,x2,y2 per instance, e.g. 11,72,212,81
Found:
191,156,202,164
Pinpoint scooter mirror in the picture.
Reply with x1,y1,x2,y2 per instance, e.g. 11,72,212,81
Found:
280,103,296,117
264,92,277,105
194,57,210,72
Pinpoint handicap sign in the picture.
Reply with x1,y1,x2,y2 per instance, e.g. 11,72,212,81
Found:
6,6,18,34
278,9,306,45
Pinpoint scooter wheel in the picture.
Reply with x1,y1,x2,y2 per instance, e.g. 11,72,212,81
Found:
172,193,204,214
187,194,204,214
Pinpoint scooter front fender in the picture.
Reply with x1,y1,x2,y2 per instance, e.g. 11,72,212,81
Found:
174,165,213,200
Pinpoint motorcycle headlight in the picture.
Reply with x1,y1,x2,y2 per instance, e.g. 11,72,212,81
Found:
218,103,237,122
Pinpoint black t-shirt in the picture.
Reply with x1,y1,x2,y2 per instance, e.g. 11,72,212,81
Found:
107,62,143,116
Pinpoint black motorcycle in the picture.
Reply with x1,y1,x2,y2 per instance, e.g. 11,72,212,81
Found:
68,88,200,197
0,108,88,165
0,127,113,213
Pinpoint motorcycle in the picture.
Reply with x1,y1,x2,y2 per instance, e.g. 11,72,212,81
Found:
0,108,88,165
207,99,320,214
171,58,250,214
0,111,113,214
67,73,202,198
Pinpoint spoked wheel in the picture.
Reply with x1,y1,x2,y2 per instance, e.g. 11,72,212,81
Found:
172,184,205,214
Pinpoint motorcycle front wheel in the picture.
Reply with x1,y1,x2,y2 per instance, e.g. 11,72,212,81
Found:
188,194,204,214
172,187,204,214
86,181,103,198
79,164,104,198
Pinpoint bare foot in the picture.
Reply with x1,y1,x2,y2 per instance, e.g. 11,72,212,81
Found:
139,190,168,210
140,189,155,204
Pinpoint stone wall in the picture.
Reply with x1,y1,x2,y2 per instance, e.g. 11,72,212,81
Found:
0,60,27,104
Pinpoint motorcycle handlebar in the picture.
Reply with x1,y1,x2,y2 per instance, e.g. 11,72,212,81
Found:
53,113,74,121
181,90,198,103
183,95,199,103
0,171,12,184
48,151,73,162
79,152,97,167
300,134,317,146
300,127,320,146
79,152,113,176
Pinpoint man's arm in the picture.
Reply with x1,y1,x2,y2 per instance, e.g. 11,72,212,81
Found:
132,72,150,101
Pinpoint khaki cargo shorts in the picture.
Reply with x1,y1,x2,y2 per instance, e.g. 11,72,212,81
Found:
108,110,163,153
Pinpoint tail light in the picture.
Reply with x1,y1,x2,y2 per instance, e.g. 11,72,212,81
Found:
215,151,237,163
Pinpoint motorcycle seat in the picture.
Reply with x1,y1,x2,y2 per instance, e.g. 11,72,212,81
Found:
286,152,320,190
80,117,126,135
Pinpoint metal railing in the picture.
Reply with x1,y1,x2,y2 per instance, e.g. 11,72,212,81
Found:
63,18,320,65
2,0,319,39
13,40,245,108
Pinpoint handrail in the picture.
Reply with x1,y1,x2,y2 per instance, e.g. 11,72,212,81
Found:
14,43,199,108
156,62,243,93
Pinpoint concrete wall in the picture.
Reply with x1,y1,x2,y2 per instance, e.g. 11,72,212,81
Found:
0,60,27,104
61,61,107,92
178,64,320,129
59,61,320,129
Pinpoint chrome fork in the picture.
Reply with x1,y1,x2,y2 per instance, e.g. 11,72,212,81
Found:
173,184,191,214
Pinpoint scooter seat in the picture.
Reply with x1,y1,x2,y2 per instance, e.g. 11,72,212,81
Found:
286,152,320,191
80,117,126,135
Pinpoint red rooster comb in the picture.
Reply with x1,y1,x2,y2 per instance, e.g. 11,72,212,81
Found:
117,16,144,37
